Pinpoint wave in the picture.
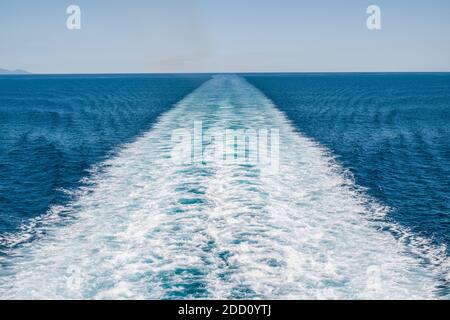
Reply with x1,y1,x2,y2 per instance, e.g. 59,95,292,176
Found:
0,75,448,299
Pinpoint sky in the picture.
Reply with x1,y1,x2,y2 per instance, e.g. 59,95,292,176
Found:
1,0,450,73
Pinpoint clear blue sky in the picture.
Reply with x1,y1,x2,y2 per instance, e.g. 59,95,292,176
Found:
1,0,449,73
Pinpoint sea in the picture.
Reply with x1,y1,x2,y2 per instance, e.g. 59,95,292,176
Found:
0,73,448,299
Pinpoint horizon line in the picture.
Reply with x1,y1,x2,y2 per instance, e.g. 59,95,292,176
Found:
3,70,450,76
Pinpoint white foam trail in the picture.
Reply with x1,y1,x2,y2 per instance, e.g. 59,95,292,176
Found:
0,75,448,299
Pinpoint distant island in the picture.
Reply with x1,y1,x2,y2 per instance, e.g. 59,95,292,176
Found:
0,68,30,75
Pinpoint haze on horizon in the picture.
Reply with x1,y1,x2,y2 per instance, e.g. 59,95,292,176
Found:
1,0,450,74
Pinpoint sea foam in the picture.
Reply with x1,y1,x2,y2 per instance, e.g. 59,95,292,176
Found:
0,75,448,299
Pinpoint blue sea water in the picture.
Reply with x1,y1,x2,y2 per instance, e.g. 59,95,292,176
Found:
0,73,448,299
245,73,450,251
0,74,210,235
